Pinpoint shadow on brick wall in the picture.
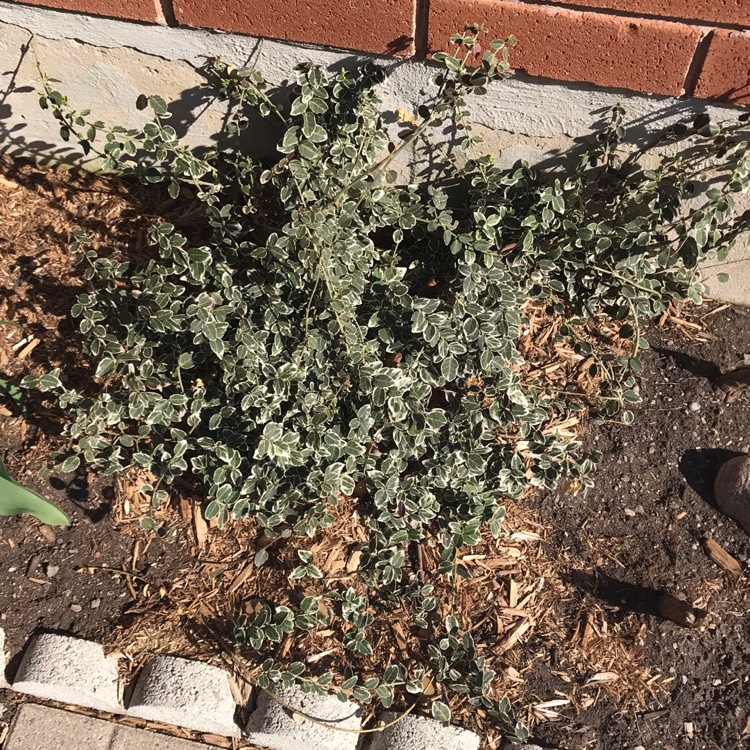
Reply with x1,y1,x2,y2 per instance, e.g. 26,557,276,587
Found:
0,35,91,167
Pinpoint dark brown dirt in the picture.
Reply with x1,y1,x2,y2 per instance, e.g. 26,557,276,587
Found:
0,435,191,658
527,305,750,750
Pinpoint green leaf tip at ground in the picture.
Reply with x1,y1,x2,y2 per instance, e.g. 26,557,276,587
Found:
0,376,26,414
0,320,27,413
0,456,71,526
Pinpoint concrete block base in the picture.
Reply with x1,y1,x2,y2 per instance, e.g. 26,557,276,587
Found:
246,684,362,750
11,633,122,714
365,711,481,750
127,655,240,738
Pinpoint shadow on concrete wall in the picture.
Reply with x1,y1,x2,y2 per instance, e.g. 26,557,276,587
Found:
0,36,409,171
2,29,749,210
0,33,87,166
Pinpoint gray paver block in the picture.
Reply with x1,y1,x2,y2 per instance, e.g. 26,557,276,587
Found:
365,711,480,750
11,633,123,713
4,703,213,750
4,703,115,750
127,655,240,737
246,684,362,750
111,724,213,749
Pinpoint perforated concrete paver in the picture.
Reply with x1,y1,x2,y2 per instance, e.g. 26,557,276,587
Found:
246,684,362,750
365,711,480,750
11,633,122,713
127,655,240,737
5,704,213,750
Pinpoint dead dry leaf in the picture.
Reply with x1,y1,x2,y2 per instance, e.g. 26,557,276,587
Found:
586,671,620,684
346,548,362,573
193,503,208,549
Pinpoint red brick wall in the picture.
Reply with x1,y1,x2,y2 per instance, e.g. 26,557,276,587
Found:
10,0,750,102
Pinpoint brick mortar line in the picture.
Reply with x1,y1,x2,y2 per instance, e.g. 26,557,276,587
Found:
501,0,750,32
683,28,714,97
413,0,430,59
157,0,176,27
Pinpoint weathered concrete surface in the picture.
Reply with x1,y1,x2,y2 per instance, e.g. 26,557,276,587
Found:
702,238,750,307
0,0,747,305
0,22,225,165
127,655,240,737
5,703,115,750
11,633,123,713
246,684,362,750
5,704,213,750
365,711,480,750
111,725,214,750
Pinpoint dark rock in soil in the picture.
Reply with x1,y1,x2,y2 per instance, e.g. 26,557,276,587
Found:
714,454,750,533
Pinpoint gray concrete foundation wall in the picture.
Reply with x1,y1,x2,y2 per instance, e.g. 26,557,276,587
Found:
0,0,748,304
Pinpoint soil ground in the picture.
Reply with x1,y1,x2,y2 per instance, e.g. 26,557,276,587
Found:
528,306,750,750
0,157,749,750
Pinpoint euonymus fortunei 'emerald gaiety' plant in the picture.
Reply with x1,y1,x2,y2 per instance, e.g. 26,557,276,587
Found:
25,26,750,738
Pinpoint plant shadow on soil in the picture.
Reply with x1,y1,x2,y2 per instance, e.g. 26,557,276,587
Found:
564,569,704,625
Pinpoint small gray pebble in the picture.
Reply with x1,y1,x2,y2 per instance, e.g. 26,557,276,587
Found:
90,598,101,609
70,604,82,613
45,564,59,578
688,401,701,412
